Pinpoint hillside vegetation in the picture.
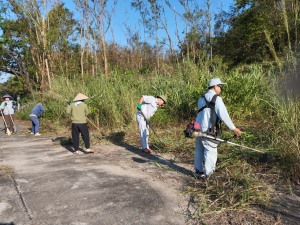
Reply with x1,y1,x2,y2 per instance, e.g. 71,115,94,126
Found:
14,61,300,221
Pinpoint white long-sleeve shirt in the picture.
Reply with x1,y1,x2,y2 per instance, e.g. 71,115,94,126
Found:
140,95,159,119
0,101,15,115
196,89,236,132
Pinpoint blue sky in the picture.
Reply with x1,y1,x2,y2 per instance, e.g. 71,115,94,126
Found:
1,0,233,83
64,0,233,47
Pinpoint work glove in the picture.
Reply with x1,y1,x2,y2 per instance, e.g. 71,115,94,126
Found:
137,103,142,111
66,101,70,106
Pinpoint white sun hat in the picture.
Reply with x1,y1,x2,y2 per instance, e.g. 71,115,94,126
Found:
208,78,227,87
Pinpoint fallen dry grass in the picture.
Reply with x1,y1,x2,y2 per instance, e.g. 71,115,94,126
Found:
0,165,15,176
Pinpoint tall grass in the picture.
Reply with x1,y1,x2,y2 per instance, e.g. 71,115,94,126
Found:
37,63,269,128
187,158,271,216
267,94,300,180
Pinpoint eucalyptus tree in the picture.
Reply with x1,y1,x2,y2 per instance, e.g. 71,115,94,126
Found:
131,0,163,70
46,4,78,78
1,0,78,92
73,0,117,78
0,1,35,92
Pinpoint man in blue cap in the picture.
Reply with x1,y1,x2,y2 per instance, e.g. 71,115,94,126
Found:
194,78,243,179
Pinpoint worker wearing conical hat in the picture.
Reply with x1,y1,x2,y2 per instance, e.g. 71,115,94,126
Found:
66,93,93,154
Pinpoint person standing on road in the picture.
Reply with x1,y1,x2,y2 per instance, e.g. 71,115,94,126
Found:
29,102,45,136
136,95,167,154
194,78,243,179
0,94,16,134
66,93,93,154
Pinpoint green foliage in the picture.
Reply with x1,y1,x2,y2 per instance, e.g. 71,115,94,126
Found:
40,62,272,129
222,64,269,120
0,76,29,98
266,94,300,180
16,58,300,219
0,1,79,91
214,0,299,66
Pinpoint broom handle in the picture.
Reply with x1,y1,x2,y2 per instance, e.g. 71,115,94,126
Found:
86,117,101,132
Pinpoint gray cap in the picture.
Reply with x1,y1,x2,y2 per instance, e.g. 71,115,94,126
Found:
2,94,13,99
208,78,227,87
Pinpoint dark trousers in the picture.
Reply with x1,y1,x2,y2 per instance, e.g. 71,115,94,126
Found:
4,114,14,133
72,123,90,151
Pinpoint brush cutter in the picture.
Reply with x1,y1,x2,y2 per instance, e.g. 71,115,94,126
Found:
192,131,266,153
0,109,11,135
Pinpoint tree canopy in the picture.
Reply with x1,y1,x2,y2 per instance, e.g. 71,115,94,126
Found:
0,0,299,92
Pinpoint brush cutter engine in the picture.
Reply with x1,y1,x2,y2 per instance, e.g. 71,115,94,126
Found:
184,120,201,138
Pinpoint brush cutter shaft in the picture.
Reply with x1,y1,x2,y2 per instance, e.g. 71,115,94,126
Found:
193,131,265,153
138,110,163,144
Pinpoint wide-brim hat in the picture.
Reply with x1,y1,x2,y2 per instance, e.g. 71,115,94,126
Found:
73,93,89,102
157,95,167,104
2,94,13,99
208,78,227,87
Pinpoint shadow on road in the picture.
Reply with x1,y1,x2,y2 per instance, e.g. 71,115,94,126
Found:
105,131,195,178
50,132,195,178
51,136,76,153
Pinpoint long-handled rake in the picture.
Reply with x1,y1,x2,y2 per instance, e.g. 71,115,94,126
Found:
0,109,11,135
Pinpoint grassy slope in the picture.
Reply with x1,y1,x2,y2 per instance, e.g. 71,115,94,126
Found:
17,62,300,221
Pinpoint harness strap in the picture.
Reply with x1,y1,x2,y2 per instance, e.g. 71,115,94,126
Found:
197,94,218,113
197,94,220,137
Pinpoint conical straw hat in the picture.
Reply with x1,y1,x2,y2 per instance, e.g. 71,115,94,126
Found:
73,93,89,102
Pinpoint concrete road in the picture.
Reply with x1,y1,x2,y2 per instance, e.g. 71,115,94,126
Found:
0,130,190,225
